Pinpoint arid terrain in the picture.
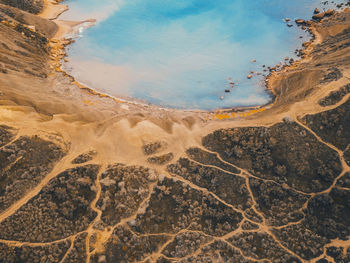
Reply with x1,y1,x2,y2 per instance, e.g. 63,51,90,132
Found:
0,0,350,262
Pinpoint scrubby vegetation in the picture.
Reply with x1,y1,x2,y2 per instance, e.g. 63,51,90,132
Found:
147,152,174,165
0,241,71,263
320,67,343,83
168,158,252,210
130,177,243,237
0,0,44,14
273,224,329,260
180,240,262,263
0,1,350,263
202,121,342,193
96,164,158,226
0,136,65,213
71,150,97,164
249,178,309,226
61,233,88,263
337,172,350,188
91,226,169,263
326,246,350,262
0,3,54,78
162,231,213,259
303,188,350,241
0,125,15,147
319,84,350,107
228,232,301,262
302,98,350,150
142,141,166,155
186,147,240,174
0,165,99,242
344,145,350,166
273,187,350,260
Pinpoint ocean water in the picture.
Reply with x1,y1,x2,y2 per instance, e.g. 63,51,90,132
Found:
60,0,342,110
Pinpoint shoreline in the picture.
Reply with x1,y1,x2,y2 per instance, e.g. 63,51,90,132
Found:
43,1,346,120
0,2,350,259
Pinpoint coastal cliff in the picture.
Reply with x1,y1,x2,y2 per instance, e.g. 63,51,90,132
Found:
0,1,350,262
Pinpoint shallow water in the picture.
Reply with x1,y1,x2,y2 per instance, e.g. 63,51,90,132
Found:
60,0,343,110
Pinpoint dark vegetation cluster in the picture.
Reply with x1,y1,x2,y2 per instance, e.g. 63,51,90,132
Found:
320,67,343,83
244,208,264,224
186,147,240,174
142,141,166,155
318,84,350,107
273,187,350,260
167,157,252,210
272,224,329,260
0,3,55,78
0,125,15,147
0,0,43,14
229,232,300,262
241,220,259,230
325,246,350,263
62,233,88,263
344,145,350,166
0,8,350,261
129,177,243,237
0,135,64,213
302,98,350,151
91,226,169,263
202,121,342,193
71,150,97,164
0,165,99,242
249,178,309,226
96,164,158,226
0,241,70,263
162,231,213,259
178,240,260,263
337,172,350,188
147,152,174,165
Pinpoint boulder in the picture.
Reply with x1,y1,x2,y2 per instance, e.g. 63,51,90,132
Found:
295,19,306,25
313,9,335,20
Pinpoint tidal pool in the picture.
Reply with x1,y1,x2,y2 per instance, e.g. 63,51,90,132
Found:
60,0,342,110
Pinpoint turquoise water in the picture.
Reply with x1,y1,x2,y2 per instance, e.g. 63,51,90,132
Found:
61,0,342,110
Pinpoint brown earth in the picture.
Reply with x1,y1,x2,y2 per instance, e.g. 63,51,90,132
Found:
0,1,350,262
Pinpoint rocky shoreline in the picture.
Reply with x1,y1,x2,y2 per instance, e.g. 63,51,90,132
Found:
45,0,350,118
0,0,350,262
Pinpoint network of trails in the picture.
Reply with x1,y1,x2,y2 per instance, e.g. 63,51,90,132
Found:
0,0,350,262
